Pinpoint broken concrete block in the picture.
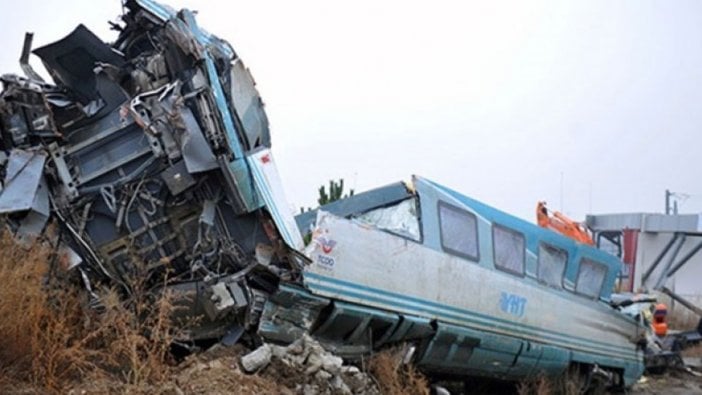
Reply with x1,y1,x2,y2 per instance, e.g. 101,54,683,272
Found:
330,375,352,395
314,370,332,381
240,344,272,373
302,384,319,395
320,353,343,374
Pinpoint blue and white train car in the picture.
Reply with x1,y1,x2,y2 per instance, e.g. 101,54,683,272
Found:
261,176,645,388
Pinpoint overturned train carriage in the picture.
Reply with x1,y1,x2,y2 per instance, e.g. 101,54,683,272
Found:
264,176,646,387
0,0,304,340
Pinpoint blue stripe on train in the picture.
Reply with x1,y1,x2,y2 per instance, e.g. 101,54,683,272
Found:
304,272,641,363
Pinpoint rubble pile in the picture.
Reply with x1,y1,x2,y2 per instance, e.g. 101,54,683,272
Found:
167,335,380,395
242,335,381,395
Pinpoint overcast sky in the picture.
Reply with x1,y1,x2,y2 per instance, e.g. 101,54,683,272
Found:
1,0,701,221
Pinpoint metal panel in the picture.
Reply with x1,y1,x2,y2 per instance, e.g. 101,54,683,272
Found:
587,213,702,235
642,214,702,234
0,149,46,213
179,107,218,173
247,149,304,250
586,213,644,232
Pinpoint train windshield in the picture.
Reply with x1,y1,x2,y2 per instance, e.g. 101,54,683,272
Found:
355,198,421,241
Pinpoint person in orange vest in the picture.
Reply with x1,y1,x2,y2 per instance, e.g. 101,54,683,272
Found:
652,303,668,337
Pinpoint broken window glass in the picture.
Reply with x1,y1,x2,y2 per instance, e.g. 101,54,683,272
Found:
538,243,567,288
355,198,421,241
438,202,479,261
493,225,525,276
575,258,607,299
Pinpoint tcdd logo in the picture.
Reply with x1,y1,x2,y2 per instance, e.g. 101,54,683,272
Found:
317,254,336,269
317,236,337,254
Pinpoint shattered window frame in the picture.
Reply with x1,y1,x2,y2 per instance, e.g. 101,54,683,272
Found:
537,242,568,289
438,201,480,262
575,258,608,300
354,197,423,243
492,224,525,277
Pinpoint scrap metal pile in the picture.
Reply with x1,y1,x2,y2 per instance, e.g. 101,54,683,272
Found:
0,0,304,341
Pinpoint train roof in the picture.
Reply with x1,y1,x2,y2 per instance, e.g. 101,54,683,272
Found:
419,177,621,266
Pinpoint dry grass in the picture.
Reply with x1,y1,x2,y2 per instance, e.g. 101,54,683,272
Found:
0,232,92,392
96,284,179,386
368,348,430,395
517,375,550,395
516,371,585,395
0,231,180,394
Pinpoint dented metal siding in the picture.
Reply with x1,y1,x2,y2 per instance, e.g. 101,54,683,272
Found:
0,0,301,341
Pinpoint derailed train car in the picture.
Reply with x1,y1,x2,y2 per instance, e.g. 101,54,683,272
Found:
265,176,646,388
0,0,646,388
0,0,304,340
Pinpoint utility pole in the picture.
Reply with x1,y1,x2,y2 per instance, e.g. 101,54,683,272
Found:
666,189,680,215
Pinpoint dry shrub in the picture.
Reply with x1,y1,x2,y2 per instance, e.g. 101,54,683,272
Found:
96,279,179,386
368,348,430,395
561,373,585,395
0,231,180,393
516,371,584,395
0,232,98,392
517,375,552,395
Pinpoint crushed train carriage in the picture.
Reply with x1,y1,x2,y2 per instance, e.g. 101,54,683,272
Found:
0,0,646,388
0,0,304,340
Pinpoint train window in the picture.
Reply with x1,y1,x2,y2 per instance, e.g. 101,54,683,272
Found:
537,243,567,288
575,258,607,299
492,225,525,276
356,198,421,241
438,201,479,261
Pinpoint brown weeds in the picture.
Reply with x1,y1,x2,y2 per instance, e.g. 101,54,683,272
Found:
0,232,98,391
516,371,584,395
0,231,180,393
368,348,430,395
